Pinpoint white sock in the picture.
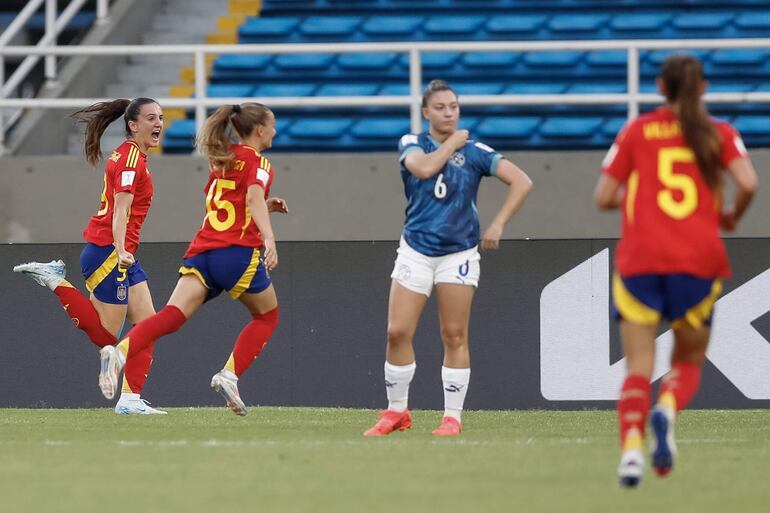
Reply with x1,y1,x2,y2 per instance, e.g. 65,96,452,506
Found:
442,366,470,422
120,392,140,401
385,361,416,412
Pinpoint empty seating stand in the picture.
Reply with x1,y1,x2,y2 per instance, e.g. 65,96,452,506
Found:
162,1,770,153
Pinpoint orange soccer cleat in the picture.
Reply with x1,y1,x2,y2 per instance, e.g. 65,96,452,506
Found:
363,409,413,436
432,416,462,437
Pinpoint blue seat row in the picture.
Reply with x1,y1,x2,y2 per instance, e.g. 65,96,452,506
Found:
0,11,94,31
238,12,770,43
211,49,770,84
162,114,770,153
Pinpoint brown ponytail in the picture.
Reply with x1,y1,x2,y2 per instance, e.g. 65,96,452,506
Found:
70,97,158,166
660,55,722,190
197,102,273,170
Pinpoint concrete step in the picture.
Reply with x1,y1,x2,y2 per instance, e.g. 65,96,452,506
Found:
151,14,220,33
105,84,171,100
117,64,182,84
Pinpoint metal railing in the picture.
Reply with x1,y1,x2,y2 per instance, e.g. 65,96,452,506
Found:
0,0,110,152
2,37,770,154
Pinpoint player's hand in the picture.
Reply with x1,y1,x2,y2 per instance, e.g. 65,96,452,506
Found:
117,249,135,269
267,197,289,214
262,236,278,270
720,209,737,232
481,223,503,250
449,129,469,150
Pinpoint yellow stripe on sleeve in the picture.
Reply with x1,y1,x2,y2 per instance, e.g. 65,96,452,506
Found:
228,248,261,299
612,273,661,326
85,250,119,292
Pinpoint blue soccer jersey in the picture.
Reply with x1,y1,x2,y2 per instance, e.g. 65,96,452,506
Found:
398,132,502,256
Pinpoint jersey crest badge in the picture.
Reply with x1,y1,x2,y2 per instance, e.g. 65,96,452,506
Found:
450,152,466,167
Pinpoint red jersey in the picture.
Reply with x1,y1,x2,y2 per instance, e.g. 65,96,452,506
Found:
184,144,274,258
602,107,747,278
82,140,154,254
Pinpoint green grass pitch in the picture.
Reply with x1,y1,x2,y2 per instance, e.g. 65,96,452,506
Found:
1,408,768,513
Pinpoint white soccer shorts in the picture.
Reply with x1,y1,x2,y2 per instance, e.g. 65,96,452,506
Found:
390,237,480,297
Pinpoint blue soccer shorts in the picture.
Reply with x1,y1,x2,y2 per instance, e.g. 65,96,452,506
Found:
612,273,722,329
80,243,149,305
179,245,271,303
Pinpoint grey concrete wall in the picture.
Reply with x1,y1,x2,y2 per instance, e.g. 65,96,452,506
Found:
0,150,767,243
8,0,158,155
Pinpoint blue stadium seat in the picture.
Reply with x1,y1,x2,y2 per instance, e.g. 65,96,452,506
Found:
610,13,670,33
523,51,584,68
461,52,520,69
539,117,604,138
398,52,461,71
254,83,317,97
476,117,541,139
548,14,609,34
671,13,733,32
453,83,505,95
379,84,411,96
316,84,381,96
274,53,336,70
360,16,425,36
337,52,398,70
734,12,770,30
238,17,300,42
710,49,768,67
165,120,195,139
706,83,756,93
299,16,362,38
645,49,711,66
350,118,410,139
207,84,254,97
423,15,486,36
733,115,770,135
586,50,627,68
459,116,480,132
567,83,626,94
289,119,352,138
504,83,568,94
601,117,627,138
213,54,273,72
485,15,547,35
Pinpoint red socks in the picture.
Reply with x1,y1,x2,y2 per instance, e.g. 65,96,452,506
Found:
227,307,279,377
617,374,651,447
122,344,155,394
658,361,702,412
120,305,187,358
54,282,116,347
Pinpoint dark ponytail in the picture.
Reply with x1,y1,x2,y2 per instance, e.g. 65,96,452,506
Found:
70,97,158,166
660,55,722,190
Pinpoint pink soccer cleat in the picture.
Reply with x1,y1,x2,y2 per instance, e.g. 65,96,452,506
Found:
363,409,412,436
432,416,462,437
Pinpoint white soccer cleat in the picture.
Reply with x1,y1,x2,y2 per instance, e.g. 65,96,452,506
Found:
618,449,644,488
13,259,66,290
98,345,126,400
114,396,167,415
210,371,247,416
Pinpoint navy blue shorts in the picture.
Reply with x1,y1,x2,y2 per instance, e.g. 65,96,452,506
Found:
80,243,148,305
180,246,271,302
612,273,722,329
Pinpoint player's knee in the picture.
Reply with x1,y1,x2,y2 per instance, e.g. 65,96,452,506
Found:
440,325,467,350
386,323,412,346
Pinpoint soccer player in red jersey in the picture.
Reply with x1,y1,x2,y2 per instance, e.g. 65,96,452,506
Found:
13,98,166,414
595,55,758,487
97,103,287,416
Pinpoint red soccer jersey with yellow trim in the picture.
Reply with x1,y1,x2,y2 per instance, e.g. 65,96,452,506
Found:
82,140,154,254
184,144,274,258
602,107,746,278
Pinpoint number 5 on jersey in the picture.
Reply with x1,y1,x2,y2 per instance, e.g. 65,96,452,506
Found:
204,178,236,231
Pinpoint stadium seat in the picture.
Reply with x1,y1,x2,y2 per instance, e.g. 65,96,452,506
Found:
360,16,425,36
601,117,627,138
609,13,670,33
254,83,317,97
238,17,300,42
504,83,568,94
733,115,770,135
523,51,584,68
316,84,381,96
485,15,547,35
461,52,520,69
274,53,336,70
476,117,541,139
734,12,770,30
337,52,398,70
289,119,352,138
452,83,505,95
207,84,254,97
710,49,768,67
548,14,609,34
539,117,604,138
585,50,627,68
671,13,733,32
423,15,486,36
213,54,273,72
567,83,626,94
299,16,362,38
350,118,411,139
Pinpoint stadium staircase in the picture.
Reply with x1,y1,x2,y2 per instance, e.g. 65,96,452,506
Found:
152,0,770,153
